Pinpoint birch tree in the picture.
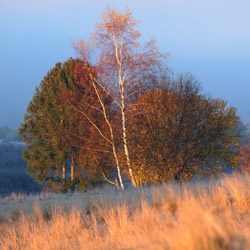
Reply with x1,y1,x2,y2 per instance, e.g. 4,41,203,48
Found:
74,7,168,187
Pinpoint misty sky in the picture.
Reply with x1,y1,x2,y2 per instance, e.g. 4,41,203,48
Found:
0,0,249,129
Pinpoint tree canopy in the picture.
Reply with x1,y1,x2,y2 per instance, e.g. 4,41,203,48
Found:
127,74,240,185
19,8,243,191
19,58,112,191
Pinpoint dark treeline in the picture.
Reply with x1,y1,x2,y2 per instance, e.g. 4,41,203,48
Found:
0,127,42,195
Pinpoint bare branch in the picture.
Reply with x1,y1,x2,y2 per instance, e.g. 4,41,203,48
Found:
66,99,113,145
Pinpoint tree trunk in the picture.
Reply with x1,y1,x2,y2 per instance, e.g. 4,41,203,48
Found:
121,102,136,187
91,80,124,189
112,141,124,190
62,159,66,183
117,43,136,187
70,150,76,181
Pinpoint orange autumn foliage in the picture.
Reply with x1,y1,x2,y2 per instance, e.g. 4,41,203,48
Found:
127,74,240,185
239,135,250,173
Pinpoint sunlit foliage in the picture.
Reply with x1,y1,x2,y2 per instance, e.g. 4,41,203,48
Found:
127,74,240,185
19,58,112,191
18,7,243,190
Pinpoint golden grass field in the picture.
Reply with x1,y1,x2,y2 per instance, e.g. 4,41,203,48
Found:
1,173,250,249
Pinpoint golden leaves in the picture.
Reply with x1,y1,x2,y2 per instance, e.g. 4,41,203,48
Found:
96,7,139,36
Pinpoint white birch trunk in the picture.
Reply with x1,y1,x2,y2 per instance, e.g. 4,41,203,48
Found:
91,79,124,190
121,95,136,187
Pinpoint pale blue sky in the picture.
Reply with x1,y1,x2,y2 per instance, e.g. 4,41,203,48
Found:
0,0,249,128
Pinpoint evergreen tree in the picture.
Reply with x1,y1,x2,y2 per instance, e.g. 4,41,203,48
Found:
19,58,112,191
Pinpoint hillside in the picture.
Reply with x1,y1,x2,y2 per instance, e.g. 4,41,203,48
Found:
1,173,250,249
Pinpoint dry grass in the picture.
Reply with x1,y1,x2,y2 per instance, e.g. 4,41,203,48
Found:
1,173,250,249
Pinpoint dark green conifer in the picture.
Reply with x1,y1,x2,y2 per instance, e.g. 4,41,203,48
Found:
19,58,112,191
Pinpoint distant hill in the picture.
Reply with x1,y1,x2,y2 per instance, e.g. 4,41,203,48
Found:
0,125,19,142
0,126,42,196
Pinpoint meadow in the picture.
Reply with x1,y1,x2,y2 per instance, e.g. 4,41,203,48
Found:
1,172,250,250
